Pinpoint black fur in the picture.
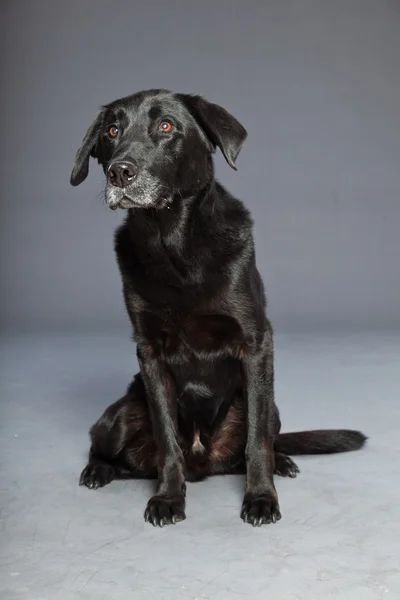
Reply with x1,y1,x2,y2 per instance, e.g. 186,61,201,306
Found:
71,89,367,527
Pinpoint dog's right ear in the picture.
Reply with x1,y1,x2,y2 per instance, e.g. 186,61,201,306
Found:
70,109,105,186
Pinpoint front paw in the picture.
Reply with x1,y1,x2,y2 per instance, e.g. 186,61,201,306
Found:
240,491,282,527
144,494,186,527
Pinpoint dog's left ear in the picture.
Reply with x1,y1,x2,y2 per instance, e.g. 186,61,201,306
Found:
180,95,247,170
70,108,105,186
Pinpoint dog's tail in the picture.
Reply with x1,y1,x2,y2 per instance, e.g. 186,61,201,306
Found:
274,429,367,455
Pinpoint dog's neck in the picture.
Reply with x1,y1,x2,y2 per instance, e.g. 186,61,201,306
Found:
126,179,218,245
123,179,223,285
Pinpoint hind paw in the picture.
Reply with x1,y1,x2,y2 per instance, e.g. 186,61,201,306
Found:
274,454,300,478
79,462,115,489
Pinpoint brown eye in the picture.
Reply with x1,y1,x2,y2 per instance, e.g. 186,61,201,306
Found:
159,121,174,133
108,126,119,138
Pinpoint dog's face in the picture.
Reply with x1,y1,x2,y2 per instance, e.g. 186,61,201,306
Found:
70,89,247,210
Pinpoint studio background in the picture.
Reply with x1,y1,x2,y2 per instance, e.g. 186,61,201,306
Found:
1,0,399,335
1,2,399,599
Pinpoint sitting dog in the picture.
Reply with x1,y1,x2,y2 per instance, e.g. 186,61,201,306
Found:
71,89,366,527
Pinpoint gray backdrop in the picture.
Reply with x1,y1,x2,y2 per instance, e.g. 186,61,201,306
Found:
1,0,399,334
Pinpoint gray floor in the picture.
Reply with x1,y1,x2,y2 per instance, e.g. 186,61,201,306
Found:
1,332,399,600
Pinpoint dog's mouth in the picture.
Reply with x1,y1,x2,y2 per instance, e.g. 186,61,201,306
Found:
108,194,141,211
105,182,172,211
108,194,171,211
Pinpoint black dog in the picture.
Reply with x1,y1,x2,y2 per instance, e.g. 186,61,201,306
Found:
71,89,366,527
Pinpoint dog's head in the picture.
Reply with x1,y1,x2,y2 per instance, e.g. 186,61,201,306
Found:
70,89,247,210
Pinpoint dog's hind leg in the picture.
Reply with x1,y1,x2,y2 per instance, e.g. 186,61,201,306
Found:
208,452,300,479
207,400,299,479
79,375,157,489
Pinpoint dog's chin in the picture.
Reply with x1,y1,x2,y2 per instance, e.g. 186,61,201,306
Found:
107,194,142,211
105,186,172,211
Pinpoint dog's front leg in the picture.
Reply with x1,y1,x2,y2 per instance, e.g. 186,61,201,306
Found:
137,346,186,527
241,324,282,526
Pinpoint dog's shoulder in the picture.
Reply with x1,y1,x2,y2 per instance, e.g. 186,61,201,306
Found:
215,183,253,237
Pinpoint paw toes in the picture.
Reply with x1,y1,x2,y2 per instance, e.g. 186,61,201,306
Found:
79,463,114,489
241,492,281,527
274,455,300,478
144,495,186,527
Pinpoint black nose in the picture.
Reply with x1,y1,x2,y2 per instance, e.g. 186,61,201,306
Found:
107,161,138,188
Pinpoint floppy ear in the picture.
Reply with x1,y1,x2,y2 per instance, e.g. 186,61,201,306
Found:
181,95,247,170
70,109,105,186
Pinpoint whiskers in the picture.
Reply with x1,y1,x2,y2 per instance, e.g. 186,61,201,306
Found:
94,182,111,213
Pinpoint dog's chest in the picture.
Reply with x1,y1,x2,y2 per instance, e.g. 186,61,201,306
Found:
135,309,250,362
